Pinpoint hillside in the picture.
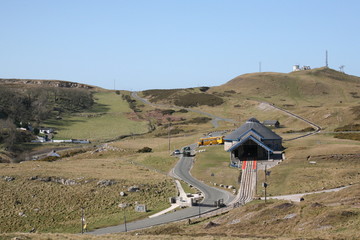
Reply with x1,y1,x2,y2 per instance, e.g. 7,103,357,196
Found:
0,78,96,89
216,67,360,104
1,69,360,239
0,79,149,162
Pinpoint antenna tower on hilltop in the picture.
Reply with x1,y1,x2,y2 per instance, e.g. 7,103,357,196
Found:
339,65,345,73
325,50,328,68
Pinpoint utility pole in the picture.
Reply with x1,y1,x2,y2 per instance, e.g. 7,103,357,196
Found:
120,203,127,232
81,207,84,234
168,119,172,153
264,166,268,203
124,208,127,232
198,200,201,218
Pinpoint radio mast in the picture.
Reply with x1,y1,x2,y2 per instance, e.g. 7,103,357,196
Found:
325,50,328,68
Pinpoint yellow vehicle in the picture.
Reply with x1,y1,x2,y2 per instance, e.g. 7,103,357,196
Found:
198,136,224,146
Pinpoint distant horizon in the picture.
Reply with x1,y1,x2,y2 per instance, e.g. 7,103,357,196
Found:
1,1,359,91
1,66,353,91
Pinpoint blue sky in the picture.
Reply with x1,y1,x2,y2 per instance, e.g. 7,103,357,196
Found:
0,0,359,90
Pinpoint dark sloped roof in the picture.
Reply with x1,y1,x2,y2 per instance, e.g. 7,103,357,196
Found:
225,118,282,141
263,120,279,125
226,135,274,152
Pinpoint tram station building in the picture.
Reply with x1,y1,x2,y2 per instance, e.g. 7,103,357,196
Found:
224,118,283,166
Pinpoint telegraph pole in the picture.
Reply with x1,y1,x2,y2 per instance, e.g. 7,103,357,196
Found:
124,208,127,232
168,119,172,153
81,207,84,234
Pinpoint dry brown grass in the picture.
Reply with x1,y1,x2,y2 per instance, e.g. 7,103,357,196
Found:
0,147,176,233
138,185,360,240
258,134,360,196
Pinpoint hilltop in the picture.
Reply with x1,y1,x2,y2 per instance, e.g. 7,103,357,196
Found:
0,78,97,89
215,67,360,106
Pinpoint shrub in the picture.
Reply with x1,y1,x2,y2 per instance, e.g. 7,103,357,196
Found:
186,117,212,124
161,109,176,115
224,90,236,94
137,147,152,153
178,109,188,113
142,89,182,102
174,93,224,107
334,124,360,132
284,127,315,133
199,86,210,92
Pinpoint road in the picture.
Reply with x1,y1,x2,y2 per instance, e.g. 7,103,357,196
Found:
90,96,324,234
90,144,234,235
258,102,321,141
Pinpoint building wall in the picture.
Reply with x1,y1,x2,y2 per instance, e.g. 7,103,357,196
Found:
224,141,237,151
263,139,282,150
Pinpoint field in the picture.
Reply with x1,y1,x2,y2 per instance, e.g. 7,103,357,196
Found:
192,145,240,188
258,133,360,196
44,91,149,142
0,146,176,233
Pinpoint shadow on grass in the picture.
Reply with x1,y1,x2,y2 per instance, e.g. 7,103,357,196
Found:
89,102,111,113
44,119,87,130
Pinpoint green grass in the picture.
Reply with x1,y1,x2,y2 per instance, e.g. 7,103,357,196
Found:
192,145,240,188
180,180,198,194
133,153,179,174
45,92,148,141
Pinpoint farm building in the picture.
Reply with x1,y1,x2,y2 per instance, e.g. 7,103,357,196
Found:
224,118,283,166
263,120,280,128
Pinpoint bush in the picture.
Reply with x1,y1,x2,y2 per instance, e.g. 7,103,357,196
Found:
178,109,188,113
284,127,315,133
335,124,360,132
161,109,176,115
174,93,224,107
137,147,152,153
199,86,210,92
186,117,212,124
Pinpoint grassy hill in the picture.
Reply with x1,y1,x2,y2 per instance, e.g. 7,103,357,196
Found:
1,69,360,239
209,67,360,130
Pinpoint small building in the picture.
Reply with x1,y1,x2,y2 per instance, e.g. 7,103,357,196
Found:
263,120,280,128
224,118,283,166
39,127,54,134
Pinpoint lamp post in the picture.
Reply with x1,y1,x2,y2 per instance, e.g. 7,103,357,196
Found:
197,200,201,218
264,165,271,203
81,207,84,234
119,203,127,232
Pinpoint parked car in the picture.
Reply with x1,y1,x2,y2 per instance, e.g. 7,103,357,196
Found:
173,149,181,155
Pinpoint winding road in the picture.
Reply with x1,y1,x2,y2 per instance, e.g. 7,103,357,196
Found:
90,93,323,234
90,144,234,235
